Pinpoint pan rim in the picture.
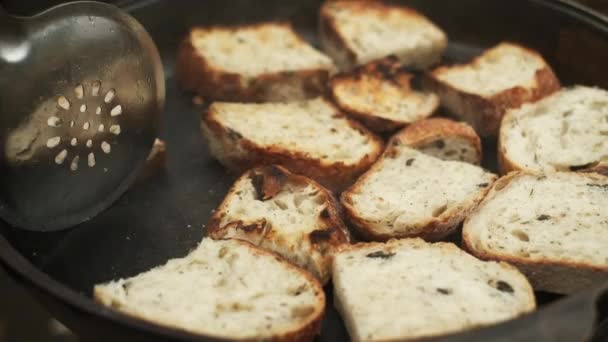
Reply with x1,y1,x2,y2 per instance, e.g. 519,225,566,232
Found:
1,0,607,340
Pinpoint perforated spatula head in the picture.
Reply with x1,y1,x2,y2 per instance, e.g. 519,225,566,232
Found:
0,2,164,231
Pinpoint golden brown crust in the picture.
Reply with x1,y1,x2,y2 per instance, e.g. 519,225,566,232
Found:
206,165,351,284
201,100,384,192
340,130,496,242
176,23,331,103
329,56,438,133
462,171,608,294
94,238,325,342
426,43,561,137
397,117,482,164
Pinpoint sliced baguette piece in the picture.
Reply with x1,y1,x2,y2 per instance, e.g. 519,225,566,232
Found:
499,86,608,175
427,42,561,137
201,97,384,192
341,131,497,241
333,238,535,342
319,1,447,71
463,171,608,294
398,117,482,164
94,238,325,341
208,165,350,284
177,22,335,102
329,56,439,133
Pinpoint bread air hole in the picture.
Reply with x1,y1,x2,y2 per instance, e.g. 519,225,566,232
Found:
511,229,530,242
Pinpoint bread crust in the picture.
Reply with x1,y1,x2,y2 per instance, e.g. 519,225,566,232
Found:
340,131,496,242
201,99,384,192
499,110,608,176
207,165,351,284
462,171,608,294
426,43,561,137
94,239,325,342
329,56,439,133
398,117,482,164
319,1,446,71
176,22,332,103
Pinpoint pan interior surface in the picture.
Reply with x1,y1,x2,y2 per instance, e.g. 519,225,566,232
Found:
1,0,608,341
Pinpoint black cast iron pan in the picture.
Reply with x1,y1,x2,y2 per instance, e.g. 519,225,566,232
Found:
1,0,608,341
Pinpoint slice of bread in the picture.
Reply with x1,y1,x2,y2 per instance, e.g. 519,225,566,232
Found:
329,56,439,133
427,42,561,137
208,165,350,284
463,172,608,294
499,86,608,175
398,117,482,164
319,1,447,71
341,132,496,241
177,22,335,102
332,238,535,342
94,238,325,341
201,97,384,192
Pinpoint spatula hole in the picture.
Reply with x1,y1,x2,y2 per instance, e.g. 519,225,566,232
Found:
58,96,70,110
91,81,101,96
86,139,93,148
101,141,111,154
46,137,61,148
88,153,96,167
70,155,80,172
70,138,78,146
110,105,122,116
75,84,84,99
83,122,90,130
104,89,115,103
109,125,121,135
55,149,68,164
98,124,105,132
80,104,87,113
47,116,62,127
96,106,101,115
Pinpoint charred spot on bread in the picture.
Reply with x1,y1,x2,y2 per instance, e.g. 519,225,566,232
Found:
309,228,333,243
366,251,396,259
251,166,287,201
436,288,452,295
569,163,595,171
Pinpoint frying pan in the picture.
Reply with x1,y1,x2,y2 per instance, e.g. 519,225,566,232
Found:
1,0,608,341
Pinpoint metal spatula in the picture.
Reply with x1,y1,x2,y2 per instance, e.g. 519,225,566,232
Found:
0,1,164,231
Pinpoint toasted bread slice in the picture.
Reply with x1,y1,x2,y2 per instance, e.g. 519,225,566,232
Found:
427,42,561,137
333,238,535,342
94,238,325,341
201,97,384,192
208,165,350,284
329,56,439,132
177,22,335,102
319,1,447,71
398,118,482,164
499,86,608,175
341,131,496,241
463,172,608,294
